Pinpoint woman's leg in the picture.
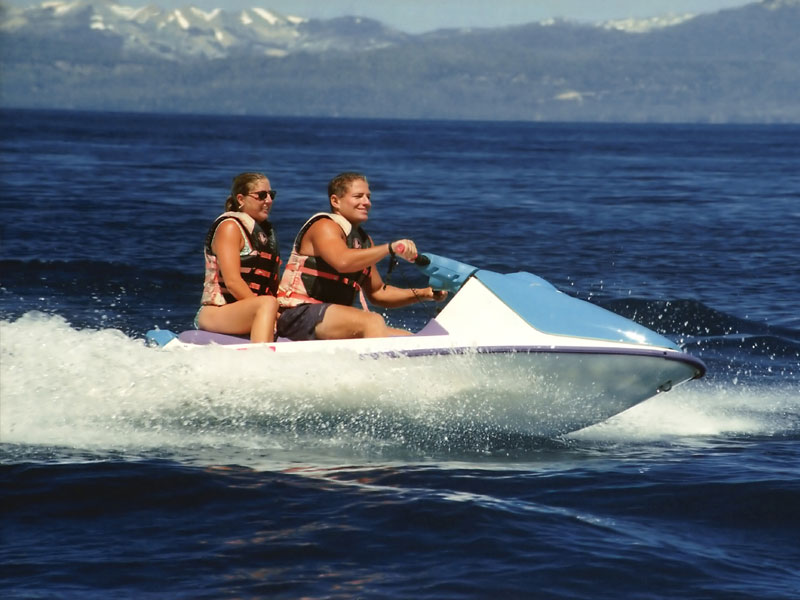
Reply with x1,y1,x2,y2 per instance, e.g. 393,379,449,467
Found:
196,296,278,343
249,296,278,343
314,304,412,339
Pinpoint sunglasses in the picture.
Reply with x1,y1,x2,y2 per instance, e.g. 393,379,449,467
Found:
248,190,277,201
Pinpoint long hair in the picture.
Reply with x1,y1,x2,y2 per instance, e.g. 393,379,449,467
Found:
225,172,267,212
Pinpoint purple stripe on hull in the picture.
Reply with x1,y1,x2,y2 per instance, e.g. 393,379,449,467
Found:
178,330,250,345
414,319,449,336
363,345,706,379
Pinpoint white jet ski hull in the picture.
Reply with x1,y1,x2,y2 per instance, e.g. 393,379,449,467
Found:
146,254,705,435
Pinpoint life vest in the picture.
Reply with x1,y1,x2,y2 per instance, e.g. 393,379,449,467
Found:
277,213,371,309
201,211,281,306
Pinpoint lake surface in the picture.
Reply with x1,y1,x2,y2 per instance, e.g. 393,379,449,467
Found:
1,109,798,598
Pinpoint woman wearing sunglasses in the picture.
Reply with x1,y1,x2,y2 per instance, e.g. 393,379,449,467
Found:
195,172,281,342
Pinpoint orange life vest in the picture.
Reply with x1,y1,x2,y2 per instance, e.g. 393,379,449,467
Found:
201,212,281,306
277,213,371,309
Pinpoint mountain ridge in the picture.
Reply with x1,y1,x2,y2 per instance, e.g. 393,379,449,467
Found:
1,0,798,122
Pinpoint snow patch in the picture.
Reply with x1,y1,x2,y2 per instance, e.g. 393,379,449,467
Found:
240,10,253,26
109,5,144,20
90,15,108,31
0,15,28,32
42,1,79,16
556,91,584,102
252,8,280,25
171,9,190,30
602,13,696,33
191,7,221,22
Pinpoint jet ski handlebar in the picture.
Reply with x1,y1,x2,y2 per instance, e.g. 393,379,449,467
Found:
413,252,478,293
392,243,475,292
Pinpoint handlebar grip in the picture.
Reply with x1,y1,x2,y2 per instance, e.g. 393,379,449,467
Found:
414,254,431,267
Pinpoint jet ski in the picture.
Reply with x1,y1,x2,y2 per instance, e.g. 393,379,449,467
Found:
146,253,705,435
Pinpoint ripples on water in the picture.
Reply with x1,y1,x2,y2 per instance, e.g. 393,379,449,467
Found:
1,110,799,598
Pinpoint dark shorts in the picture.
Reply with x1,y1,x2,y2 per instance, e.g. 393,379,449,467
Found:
276,303,331,341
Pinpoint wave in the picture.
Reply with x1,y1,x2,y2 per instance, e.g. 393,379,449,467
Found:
0,258,193,293
2,313,798,466
4,258,798,339
572,382,800,443
0,259,197,336
596,297,800,386
599,297,797,339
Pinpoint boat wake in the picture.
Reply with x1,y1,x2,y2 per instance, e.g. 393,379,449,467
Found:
2,313,798,464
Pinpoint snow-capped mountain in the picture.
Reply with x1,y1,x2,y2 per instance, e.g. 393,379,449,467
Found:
0,0,409,60
600,13,697,33
1,0,798,123
1,0,720,61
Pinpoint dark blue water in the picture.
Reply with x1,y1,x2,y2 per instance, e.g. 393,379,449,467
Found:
1,109,799,598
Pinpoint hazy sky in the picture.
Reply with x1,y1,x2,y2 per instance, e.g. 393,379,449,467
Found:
8,1,754,32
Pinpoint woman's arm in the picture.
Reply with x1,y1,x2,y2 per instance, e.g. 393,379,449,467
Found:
304,220,418,273
364,267,447,308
